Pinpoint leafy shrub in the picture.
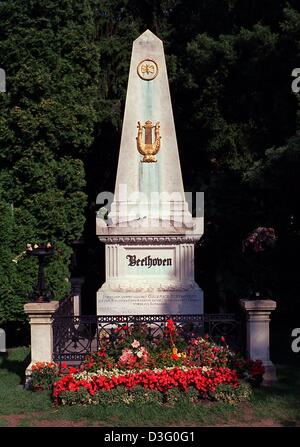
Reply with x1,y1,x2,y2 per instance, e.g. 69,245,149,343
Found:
211,381,252,405
31,362,59,390
128,386,163,406
164,387,183,406
60,387,99,406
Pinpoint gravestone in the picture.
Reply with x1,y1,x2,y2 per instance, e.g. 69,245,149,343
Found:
0,68,5,93
96,30,204,316
0,328,6,353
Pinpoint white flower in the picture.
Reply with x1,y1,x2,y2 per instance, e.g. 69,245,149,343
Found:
71,365,211,383
201,366,212,372
12,251,27,263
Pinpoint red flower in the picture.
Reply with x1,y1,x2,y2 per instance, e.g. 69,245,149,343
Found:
166,319,176,333
53,365,240,404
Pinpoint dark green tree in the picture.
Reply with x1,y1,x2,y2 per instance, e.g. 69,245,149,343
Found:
0,0,100,326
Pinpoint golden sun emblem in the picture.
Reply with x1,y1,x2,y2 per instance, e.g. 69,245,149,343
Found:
137,59,158,81
141,63,155,74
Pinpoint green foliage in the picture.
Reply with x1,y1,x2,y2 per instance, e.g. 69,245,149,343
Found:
59,386,165,406
57,383,251,407
0,0,99,325
59,387,99,406
211,381,252,405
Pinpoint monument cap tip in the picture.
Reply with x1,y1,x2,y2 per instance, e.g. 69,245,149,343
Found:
134,29,162,44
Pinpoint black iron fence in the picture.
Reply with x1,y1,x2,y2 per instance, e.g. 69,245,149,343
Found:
53,294,74,317
52,307,245,363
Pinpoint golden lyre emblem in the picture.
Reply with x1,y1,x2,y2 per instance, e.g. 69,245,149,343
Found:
136,120,161,163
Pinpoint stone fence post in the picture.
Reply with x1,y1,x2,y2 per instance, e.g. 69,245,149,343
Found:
240,299,277,385
0,328,6,353
70,277,84,316
23,301,59,386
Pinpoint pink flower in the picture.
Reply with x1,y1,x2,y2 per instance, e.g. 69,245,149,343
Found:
119,348,133,365
131,339,140,349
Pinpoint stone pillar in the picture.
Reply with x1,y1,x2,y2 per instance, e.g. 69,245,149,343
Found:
24,301,59,385
240,299,277,385
0,328,6,353
70,277,84,316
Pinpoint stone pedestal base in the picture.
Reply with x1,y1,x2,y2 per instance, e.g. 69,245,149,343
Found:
0,328,6,353
262,361,278,386
240,299,277,386
96,224,204,317
24,301,59,387
97,283,203,315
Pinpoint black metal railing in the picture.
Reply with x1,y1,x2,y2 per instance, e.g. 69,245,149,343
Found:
52,294,74,356
52,313,245,363
54,294,74,316
204,313,245,354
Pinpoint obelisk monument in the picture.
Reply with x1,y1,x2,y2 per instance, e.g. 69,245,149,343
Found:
96,30,204,316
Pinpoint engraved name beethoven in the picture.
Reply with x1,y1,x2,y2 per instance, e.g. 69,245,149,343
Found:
126,255,172,268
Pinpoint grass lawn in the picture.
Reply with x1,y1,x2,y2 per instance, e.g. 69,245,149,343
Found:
0,347,299,427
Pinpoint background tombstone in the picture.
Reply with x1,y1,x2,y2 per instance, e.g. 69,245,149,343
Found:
0,68,6,92
0,328,6,353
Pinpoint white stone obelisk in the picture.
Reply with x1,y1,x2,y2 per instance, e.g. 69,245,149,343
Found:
96,30,204,316
109,29,190,224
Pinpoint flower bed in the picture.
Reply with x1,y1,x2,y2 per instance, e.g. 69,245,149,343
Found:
30,320,264,406
53,365,251,406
